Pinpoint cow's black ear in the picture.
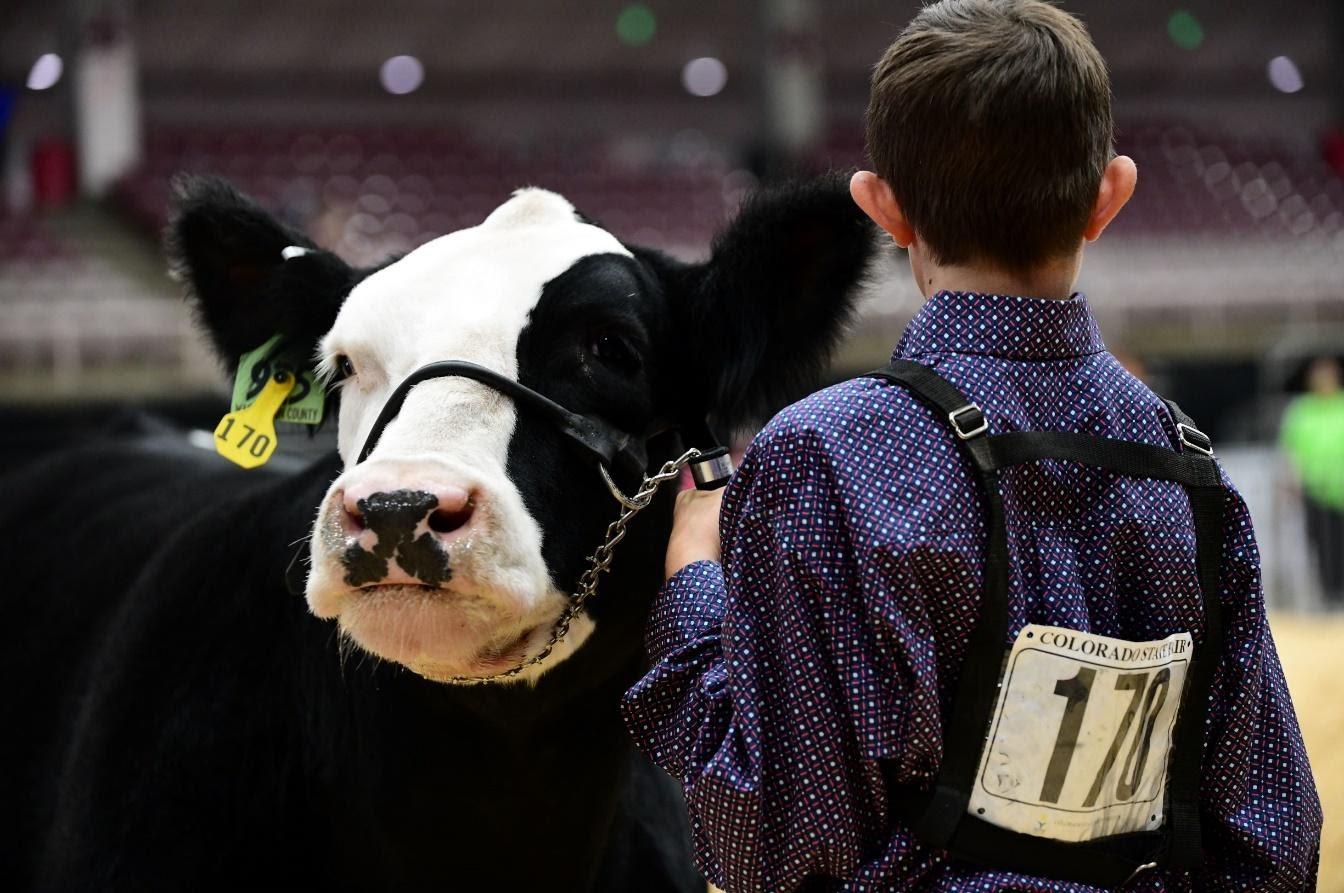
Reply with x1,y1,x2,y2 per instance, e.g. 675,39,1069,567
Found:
166,175,362,370
664,174,877,430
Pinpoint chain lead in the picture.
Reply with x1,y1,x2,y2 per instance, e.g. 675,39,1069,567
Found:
438,447,703,686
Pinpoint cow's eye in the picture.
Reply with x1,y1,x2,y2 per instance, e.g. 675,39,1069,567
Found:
588,331,640,372
334,355,356,380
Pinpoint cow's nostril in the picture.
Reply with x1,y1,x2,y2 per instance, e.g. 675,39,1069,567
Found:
338,490,368,534
428,503,473,535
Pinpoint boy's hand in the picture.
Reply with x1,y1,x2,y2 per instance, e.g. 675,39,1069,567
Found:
665,487,724,579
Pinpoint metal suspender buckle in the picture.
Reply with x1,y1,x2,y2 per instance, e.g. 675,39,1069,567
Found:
1176,423,1214,457
948,404,988,440
1123,862,1160,886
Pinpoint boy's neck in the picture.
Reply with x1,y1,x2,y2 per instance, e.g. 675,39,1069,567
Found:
915,252,1081,302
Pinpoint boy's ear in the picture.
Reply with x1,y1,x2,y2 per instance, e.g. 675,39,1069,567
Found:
166,175,366,370
1083,155,1138,242
653,174,877,431
850,170,915,248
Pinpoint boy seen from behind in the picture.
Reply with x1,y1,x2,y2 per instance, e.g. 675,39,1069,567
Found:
622,1,1323,890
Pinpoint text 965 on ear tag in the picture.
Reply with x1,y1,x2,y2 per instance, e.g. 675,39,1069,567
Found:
214,373,296,469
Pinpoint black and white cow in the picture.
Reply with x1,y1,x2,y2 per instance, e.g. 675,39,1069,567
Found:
0,175,874,891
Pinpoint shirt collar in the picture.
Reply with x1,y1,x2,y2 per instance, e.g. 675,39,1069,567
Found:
895,290,1106,361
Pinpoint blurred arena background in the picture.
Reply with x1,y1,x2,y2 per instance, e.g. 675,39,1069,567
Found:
3,0,1342,885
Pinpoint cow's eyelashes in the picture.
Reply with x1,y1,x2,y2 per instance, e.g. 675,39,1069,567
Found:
587,331,641,372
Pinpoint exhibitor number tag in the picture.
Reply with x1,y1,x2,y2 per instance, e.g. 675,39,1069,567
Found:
969,624,1192,842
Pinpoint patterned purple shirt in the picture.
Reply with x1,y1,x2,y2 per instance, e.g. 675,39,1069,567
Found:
621,291,1321,892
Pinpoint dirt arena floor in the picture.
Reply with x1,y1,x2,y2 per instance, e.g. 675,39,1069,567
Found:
1272,612,1342,891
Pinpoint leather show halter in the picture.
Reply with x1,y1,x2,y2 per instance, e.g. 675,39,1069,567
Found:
355,359,733,493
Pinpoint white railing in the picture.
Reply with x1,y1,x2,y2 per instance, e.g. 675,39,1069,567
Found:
1218,444,1326,612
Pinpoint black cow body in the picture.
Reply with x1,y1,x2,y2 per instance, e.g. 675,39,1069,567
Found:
2,175,875,890
2,440,695,891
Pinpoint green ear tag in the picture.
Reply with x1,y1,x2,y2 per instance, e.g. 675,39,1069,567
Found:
231,334,325,426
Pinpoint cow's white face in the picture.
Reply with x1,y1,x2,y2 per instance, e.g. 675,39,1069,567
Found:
306,189,633,683
172,173,872,687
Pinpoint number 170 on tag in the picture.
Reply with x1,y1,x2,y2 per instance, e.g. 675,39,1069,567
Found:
969,625,1193,843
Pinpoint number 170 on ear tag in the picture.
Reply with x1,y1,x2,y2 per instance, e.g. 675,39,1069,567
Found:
215,373,296,469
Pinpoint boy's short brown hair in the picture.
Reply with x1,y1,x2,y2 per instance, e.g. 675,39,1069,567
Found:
866,0,1113,272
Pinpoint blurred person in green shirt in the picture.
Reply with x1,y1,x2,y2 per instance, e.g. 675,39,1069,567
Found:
1281,355,1344,604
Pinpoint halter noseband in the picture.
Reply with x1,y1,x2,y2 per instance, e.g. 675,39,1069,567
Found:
355,360,731,491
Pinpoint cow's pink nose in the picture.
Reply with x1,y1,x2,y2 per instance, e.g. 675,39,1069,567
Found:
339,483,476,541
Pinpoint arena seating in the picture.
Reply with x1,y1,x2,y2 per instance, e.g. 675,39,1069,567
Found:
1115,122,1344,242
814,119,1344,243
114,126,747,264
0,211,69,265
115,119,1344,279
0,210,196,384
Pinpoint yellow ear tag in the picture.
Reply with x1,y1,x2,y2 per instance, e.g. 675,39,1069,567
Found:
213,372,296,469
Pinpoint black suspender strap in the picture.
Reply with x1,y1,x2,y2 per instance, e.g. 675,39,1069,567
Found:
986,431,1221,488
1158,402,1225,872
866,360,996,472
868,361,1011,846
867,362,1225,885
